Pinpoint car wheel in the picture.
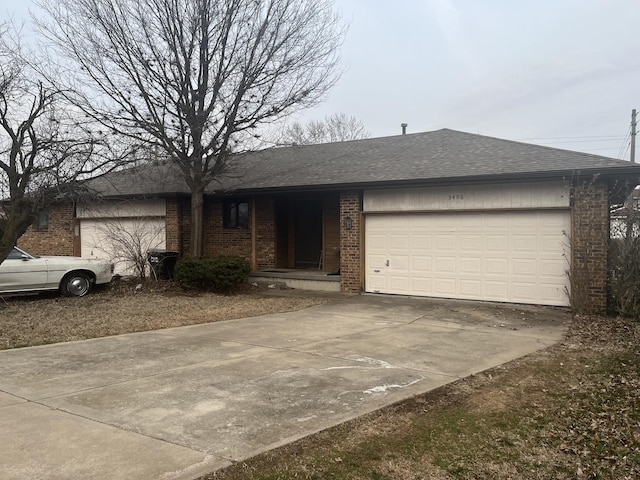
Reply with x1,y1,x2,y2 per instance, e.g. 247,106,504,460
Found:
61,272,93,297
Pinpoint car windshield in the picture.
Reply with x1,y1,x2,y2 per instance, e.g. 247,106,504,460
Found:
8,247,39,260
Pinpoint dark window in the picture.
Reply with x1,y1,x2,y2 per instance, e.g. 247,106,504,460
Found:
223,200,249,229
35,210,49,230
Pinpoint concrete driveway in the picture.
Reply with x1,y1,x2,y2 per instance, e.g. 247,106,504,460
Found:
0,294,569,480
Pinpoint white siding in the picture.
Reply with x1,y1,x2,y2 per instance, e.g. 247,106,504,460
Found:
77,199,166,219
364,182,570,212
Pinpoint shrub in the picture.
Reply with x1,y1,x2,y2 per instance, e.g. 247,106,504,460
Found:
175,256,251,291
609,236,640,319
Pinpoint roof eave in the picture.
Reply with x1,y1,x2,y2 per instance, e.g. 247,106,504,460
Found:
209,167,640,196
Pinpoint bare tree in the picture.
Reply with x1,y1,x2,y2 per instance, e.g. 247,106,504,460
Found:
0,24,130,264
93,216,166,279
36,0,346,257
283,113,369,145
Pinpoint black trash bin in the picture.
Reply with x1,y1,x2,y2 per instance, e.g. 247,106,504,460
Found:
147,250,179,279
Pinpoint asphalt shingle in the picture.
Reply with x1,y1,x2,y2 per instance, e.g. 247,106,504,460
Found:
88,129,640,197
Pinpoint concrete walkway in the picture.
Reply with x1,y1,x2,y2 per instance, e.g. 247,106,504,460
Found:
0,294,569,480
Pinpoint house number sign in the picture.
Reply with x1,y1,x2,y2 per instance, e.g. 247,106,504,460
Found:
448,194,464,200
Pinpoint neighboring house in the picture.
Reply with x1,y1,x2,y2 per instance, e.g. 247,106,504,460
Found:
18,129,640,313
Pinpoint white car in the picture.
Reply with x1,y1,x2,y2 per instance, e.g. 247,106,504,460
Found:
0,246,114,297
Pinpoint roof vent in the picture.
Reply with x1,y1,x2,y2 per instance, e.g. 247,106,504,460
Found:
401,123,408,135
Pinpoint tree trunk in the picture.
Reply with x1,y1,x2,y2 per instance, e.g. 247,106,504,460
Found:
190,186,205,257
0,199,36,264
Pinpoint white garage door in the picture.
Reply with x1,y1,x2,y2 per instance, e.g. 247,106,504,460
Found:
365,210,570,306
81,218,166,276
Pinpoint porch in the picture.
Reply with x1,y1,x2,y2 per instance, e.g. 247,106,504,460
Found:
249,268,341,292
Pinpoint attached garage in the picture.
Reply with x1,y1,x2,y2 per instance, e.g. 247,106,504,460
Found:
364,182,572,307
77,200,167,276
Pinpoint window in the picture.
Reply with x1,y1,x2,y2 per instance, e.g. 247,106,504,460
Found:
35,210,49,230
7,248,25,260
223,199,249,229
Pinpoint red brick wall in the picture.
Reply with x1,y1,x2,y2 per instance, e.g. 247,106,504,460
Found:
571,181,609,314
165,197,187,254
17,203,75,256
167,195,276,269
340,191,362,293
202,199,252,260
255,197,276,269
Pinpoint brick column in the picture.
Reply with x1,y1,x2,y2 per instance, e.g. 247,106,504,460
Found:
340,191,362,293
256,197,276,269
571,181,609,314
165,197,183,254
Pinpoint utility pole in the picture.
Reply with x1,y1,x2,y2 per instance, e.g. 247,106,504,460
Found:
632,109,637,163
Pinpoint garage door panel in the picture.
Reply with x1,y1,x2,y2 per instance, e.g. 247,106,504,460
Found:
540,235,566,252
459,258,481,274
459,279,481,297
539,284,567,304
365,210,570,307
540,259,567,277
434,234,456,252
512,259,537,276
429,216,456,230
389,256,409,273
485,235,509,253
411,277,432,293
510,282,539,301
389,235,409,251
411,256,432,273
435,257,456,274
410,235,432,251
389,276,410,293
367,234,388,249
486,258,508,275
460,235,482,252
367,276,387,293
367,254,388,269
485,281,509,298
512,235,538,253
434,278,456,296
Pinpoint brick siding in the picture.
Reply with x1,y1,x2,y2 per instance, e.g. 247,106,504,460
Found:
17,202,75,256
339,191,362,293
202,199,251,260
255,198,276,269
571,181,609,314
165,197,188,254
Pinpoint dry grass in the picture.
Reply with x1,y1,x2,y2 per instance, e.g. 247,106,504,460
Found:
0,280,329,349
204,315,640,480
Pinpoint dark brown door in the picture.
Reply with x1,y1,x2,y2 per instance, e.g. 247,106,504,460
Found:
294,200,322,268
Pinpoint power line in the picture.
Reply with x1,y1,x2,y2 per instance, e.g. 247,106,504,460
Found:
533,138,629,145
518,134,627,141
616,124,632,160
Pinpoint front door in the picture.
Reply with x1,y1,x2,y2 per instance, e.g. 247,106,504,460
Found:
294,200,323,268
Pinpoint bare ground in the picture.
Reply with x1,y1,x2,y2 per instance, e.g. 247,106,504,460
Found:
0,280,329,349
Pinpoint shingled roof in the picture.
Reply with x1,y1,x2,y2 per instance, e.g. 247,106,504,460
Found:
88,128,640,197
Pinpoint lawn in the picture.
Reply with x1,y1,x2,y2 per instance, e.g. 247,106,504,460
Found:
0,280,329,349
203,314,640,480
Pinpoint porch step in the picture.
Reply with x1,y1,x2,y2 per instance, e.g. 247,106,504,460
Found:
249,270,340,292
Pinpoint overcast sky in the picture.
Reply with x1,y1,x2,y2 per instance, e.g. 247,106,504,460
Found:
294,0,640,159
5,0,640,159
